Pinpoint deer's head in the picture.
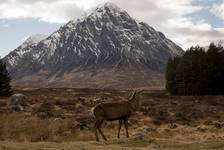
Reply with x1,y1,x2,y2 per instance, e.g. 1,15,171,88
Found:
128,89,143,111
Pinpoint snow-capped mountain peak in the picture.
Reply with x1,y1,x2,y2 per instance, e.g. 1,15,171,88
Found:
3,2,184,89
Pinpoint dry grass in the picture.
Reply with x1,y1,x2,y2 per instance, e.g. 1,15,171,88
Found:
0,113,81,142
0,88,224,149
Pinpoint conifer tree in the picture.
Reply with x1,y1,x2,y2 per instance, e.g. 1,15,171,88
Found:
165,42,224,95
0,58,13,97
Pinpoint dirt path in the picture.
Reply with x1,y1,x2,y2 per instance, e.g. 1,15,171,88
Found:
1,139,224,150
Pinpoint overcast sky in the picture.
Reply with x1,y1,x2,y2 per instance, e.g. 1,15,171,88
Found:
0,0,224,57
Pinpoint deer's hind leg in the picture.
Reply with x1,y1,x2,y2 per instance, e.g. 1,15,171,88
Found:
117,119,122,138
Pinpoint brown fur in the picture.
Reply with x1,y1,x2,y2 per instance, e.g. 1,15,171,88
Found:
92,90,141,141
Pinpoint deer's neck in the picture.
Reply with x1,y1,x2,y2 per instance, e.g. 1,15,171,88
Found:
129,91,136,101
129,95,139,111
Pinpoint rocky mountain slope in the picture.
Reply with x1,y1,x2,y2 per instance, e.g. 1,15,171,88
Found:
3,2,184,89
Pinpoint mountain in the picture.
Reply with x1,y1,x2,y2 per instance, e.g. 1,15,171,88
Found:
3,2,184,89
4,34,47,69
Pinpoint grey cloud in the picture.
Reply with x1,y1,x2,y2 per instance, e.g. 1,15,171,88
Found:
0,0,85,23
0,0,223,49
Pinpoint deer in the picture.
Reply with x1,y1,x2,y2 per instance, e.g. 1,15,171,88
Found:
92,90,142,141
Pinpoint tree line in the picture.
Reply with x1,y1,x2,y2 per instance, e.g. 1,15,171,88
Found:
166,42,224,95
0,58,12,97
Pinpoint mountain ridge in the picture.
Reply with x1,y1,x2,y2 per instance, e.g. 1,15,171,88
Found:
3,2,184,89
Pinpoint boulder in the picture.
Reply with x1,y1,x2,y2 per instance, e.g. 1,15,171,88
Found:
35,101,55,118
10,94,28,107
11,105,24,111
168,123,178,129
73,121,91,130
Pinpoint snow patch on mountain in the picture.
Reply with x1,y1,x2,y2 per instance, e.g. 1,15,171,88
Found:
23,34,47,46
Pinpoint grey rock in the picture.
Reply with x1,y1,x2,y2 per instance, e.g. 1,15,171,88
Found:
168,123,177,129
10,94,28,107
73,121,91,130
11,105,24,111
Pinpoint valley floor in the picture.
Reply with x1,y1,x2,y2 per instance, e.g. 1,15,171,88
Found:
0,88,224,149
